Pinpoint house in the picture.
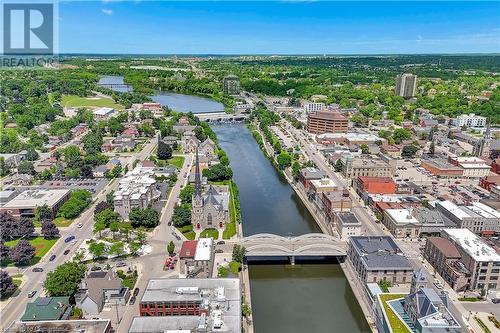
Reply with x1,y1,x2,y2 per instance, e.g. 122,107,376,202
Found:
298,167,326,190
75,271,130,315
93,107,116,120
21,297,71,321
199,138,216,157
121,127,139,138
2,174,33,186
0,153,23,168
93,165,111,178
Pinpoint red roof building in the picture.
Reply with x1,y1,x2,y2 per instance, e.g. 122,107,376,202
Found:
480,175,500,191
179,240,198,259
354,176,397,195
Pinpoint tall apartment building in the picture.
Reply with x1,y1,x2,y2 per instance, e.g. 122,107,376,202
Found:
455,113,487,128
395,74,417,98
223,75,240,95
441,229,500,291
304,102,325,113
306,110,348,134
113,167,161,219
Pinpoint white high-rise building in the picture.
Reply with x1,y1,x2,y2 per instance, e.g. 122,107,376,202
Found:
456,113,487,128
395,74,417,98
304,102,325,113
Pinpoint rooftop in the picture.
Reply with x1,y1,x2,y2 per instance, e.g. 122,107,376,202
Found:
358,176,395,184
93,107,115,116
310,178,336,189
336,212,361,225
6,320,111,333
179,240,198,259
385,209,419,225
114,167,157,201
300,167,326,179
2,189,70,209
427,237,461,258
442,228,500,262
309,110,347,121
194,238,213,261
317,132,381,142
350,236,413,270
21,297,71,322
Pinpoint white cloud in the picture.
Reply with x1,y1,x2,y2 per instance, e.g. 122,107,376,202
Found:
101,8,113,15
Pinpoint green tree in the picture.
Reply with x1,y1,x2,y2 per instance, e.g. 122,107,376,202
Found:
334,159,343,172
172,204,191,227
34,204,52,223
88,242,106,260
360,144,370,154
93,220,106,238
157,140,172,160
392,128,412,144
276,152,292,169
109,241,125,257
43,262,86,297
429,141,435,155
129,208,160,228
167,241,175,256
17,161,35,175
402,145,418,158
135,230,147,245
232,244,246,263
179,185,195,204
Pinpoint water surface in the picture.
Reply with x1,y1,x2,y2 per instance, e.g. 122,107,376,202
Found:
151,92,224,114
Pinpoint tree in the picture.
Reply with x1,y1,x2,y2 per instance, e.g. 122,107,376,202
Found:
167,241,175,256
203,164,233,181
41,220,60,239
9,240,35,265
82,131,103,155
80,164,94,179
291,161,300,178
157,140,172,160
119,223,133,242
129,241,141,256
109,221,119,238
35,204,52,223
402,145,419,158
0,212,17,241
58,190,92,219
392,128,412,144
109,242,125,257
276,152,292,169
25,148,39,161
43,262,86,297
179,185,195,204
93,220,106,238
172,204,191,227
360,144,370,155
351,113,367,127
129,208,159,228
88,242,106,260
135,230,147,245
0,157,10,177
18,217,34,238
17,161,35,175
94,201,111,215
0,242,9,262
107,165,122,179
0,270,16,297
95,208,121,228
232,244,246,263
334,159,343,172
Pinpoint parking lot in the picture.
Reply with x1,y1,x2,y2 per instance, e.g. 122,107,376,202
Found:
41,179,108,197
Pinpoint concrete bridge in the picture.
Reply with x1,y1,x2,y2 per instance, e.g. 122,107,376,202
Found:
240,233,346,264
197,112,249,122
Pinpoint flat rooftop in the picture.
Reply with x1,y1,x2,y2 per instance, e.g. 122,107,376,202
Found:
129,315,241,333
194,238,213,261
2,188,70,209
350,236,413,270
6,320,111,333
442,228,500,262
385,209,419,224
336,212,361,225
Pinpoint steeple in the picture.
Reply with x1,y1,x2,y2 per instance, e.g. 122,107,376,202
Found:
194,145,201,196
485,122,491,140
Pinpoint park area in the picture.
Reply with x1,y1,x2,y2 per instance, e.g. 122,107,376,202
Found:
3,237,58,266
61,95,124,110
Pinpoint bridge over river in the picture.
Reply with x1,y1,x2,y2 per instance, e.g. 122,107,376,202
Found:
240,233,347,264
197,112,249,122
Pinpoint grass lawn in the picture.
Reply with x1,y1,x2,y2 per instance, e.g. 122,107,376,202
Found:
61,94,124,109
177,224,196,240
184,231,196,240
379,294,410,333
200,228,219,239
4,237,58,266
222,222,236,239
218,266,229,278
53,217,74,228
459,297,482,302
12,274,23,287
168,156,185,169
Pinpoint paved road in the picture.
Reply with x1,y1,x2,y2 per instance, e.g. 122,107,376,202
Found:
0,138,157,332
115,153,193,333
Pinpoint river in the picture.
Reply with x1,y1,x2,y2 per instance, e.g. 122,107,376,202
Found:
151,92,224,114
212,123,370,333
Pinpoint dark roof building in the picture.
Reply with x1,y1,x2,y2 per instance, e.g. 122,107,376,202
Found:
21,297,71,322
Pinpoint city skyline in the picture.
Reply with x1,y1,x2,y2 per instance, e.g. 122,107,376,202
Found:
59,1,500,54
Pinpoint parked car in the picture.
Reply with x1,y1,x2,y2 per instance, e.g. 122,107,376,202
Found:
77,223,83,228
133,288,140,296
28,290,37,298
90,266,102,271
492,298,500,304
129,296,136,305
116,262,127,267
64,235,75,243
32,267,43,272
63,249,70,255
215,249,223,254
217,241,225,245
49,254,56,261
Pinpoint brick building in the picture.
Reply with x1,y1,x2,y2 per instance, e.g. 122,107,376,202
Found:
306,110,348,134
354,176,396,195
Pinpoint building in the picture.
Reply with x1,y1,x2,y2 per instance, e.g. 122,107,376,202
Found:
448,156,491,178
113,167,161,219
93,107,116,120
436,200,500,234
322,190,352,223
223,75,240,95
6,320,112,333
316,132,383,146
179,238,215,278
132,278,241,333
424,237,470,291
192,152,230,230
335,212,361,239
304,102,325,113
142,102,162,112
0,189,71,219
348,236,413,284
181,132,200,153
375,270,461,333
383,208,421,238
298,167,326,190
75,271,130,315
455,113,487,128
306,110,348,134
474,123,492,159
395,74,417,98
0,153,23,168
341,156,394,180
421,158,463,178
21,297,71,322
441,229,500,291
309,178,337,196
354,176,396,195
480,175,500,191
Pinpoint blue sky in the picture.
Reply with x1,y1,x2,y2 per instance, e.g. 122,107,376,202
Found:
59,1,500,54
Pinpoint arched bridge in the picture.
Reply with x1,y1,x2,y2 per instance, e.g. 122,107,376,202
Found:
197,112,249,122
240,233,347,260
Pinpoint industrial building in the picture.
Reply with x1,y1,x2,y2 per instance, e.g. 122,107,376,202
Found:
0,188,71,219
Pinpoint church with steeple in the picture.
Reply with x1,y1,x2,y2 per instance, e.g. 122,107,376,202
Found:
474,123,492,159
191,148,230,230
